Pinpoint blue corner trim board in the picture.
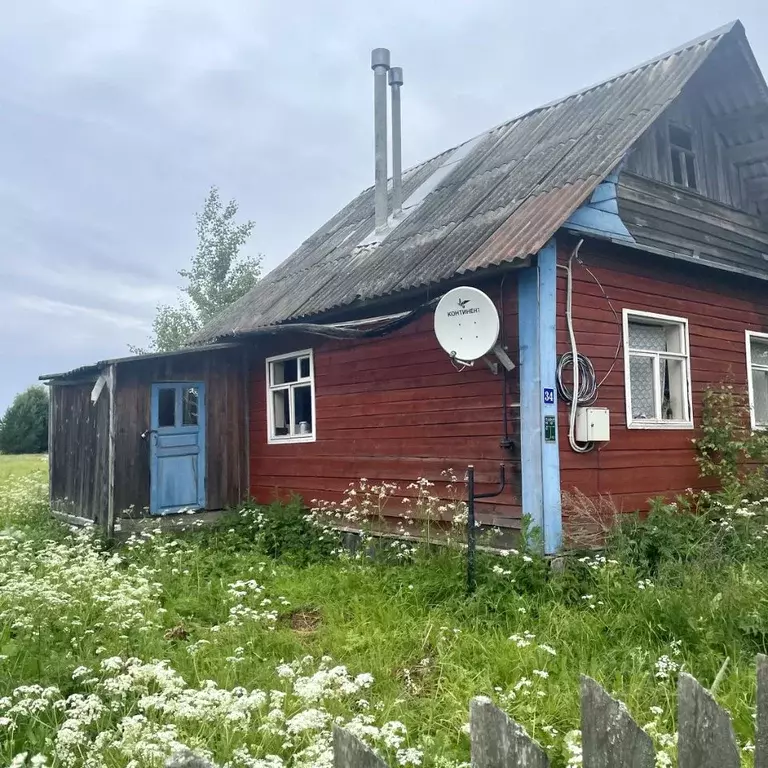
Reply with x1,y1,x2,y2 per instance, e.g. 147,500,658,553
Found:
517,265,543,537
564,170,636,242
537,242,562,555
517,239,562,554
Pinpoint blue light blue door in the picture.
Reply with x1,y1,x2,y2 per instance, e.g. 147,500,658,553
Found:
150,382,206,515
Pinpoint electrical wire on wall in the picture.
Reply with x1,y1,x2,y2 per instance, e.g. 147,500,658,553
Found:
556,240,622,453
206,297,442,347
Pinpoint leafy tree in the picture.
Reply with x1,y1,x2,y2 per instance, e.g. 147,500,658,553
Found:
0,386,49,454
133,186,261,353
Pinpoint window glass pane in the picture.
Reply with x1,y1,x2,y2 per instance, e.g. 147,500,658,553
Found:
629,355,656,420
661,357,687,420
299,356,311,379
754,369,768,426
272,390,290,436
671,150,684,185
628,322,667,352
685,153,697,190
158,388,176,427
664,324,685,354
670,125,693,150
751,339,768,367
294,384,313,434
182,387,199,426
272,358,298,385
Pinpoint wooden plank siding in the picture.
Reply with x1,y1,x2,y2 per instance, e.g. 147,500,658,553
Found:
618,172,768,279
113,347,249,517
248,282,523,528
49,380,110,523
624,85,745,209
556,239,768,514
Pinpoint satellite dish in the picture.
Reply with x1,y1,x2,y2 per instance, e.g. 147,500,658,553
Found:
434,286,500,362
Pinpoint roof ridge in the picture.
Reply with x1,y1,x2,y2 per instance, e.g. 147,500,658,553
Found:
516,21,738,114
397,21,740,180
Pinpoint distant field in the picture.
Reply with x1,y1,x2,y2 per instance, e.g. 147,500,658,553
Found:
0,453,47,482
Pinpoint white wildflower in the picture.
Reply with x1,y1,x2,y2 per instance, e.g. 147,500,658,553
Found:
654,655,680,680
285,708,329,734
396,748,423,766
381,721,407,750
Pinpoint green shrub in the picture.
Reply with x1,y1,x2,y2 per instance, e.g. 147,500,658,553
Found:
695,382,768,497
238,496,339,565
0,386,48,455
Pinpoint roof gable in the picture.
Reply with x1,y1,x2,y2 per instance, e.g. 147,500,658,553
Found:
194,21,758,344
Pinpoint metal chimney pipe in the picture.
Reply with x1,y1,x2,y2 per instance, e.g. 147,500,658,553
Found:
388,66,404,218
371,48,390,233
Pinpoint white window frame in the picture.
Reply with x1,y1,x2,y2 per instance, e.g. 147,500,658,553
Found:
265,349,316,444
668,123,699,191
623,309,694,430
746,330,768,431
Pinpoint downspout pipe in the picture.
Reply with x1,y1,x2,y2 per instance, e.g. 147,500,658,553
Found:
371,48,390,233
388,66,404,217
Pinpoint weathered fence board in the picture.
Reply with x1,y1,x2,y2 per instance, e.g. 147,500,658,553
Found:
166,659,768,768
580,676,655,768
334,724,388,768
470,696,549,768
758,654,768,768
677,672,740,768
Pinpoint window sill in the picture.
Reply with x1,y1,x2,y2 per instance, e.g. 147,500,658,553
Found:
267,434,317,445
627,420,694,430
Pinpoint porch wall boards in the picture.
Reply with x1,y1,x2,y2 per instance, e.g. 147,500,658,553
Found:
48,346,249,533
114,348,248,520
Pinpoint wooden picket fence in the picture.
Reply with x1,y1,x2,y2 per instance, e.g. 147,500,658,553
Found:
334,655,768,768
166,655,768,768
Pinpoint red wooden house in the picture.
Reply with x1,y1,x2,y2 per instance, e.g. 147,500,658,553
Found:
43,21,768,553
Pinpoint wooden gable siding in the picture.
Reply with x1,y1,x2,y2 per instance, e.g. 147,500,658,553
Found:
624,86,747,210
618,172,768,279
113,348,248,517
248,282,522,528
50,380,109,522
556,240,768,513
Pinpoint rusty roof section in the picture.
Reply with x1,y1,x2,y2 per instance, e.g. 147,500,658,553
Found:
193,21,751,344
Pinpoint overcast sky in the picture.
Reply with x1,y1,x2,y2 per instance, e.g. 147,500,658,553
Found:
0,0,765,411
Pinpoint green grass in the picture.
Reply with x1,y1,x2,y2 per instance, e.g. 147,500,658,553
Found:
0,453,46,483
0,461,767,766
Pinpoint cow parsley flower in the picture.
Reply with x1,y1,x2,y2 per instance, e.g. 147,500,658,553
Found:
654,655,680,680
285,708,329,734
396,748,423,766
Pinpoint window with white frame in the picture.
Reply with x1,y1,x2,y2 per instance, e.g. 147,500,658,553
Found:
266,350,315,442
623,310,693,428
669,124,698,191
747,331,768,430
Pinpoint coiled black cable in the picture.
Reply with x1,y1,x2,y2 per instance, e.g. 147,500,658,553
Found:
556,351,598,406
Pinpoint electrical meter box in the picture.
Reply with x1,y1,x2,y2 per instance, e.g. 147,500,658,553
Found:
575,407,611,442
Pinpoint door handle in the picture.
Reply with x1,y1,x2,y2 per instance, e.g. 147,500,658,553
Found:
141,429,157,440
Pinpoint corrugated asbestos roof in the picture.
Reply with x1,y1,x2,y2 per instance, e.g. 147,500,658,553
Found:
40,343,241,382
193,21,751,344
